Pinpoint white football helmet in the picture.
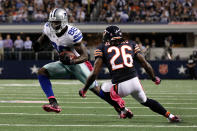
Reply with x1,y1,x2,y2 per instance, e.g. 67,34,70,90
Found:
48,8,68,33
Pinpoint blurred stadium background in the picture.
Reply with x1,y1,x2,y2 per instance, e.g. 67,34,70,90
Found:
0,0,197,79
0,0,197,131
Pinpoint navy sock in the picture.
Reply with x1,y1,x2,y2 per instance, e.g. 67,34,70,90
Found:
141,98,167,116
99,90,106,99
38,75,54,98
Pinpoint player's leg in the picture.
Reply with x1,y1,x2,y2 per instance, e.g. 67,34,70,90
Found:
70,62,103,97
70,63,108,100
141,98,181,122
38,61,69,113
70,62,97,89
101,82,133,119
72,62,128,115
128,77,181,122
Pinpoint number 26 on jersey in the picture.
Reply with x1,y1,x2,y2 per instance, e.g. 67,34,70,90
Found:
108,45,133,70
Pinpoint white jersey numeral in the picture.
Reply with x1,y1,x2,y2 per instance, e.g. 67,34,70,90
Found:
107,45,133,70
121,45,133,67
108,46,124,70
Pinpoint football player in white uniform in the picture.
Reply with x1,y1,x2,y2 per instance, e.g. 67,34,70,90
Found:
32,8,121,113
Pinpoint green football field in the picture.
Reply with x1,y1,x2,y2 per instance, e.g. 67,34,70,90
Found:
0,79,196,131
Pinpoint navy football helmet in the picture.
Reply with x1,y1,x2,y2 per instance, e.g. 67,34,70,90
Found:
103,25,123,44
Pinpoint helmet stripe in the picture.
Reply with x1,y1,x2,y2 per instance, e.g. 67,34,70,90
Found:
53,8,58,17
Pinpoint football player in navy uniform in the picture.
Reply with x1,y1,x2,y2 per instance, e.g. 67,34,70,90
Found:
79,25,181,122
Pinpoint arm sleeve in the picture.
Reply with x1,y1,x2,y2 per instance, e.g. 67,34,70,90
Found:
94,44,104,60
73,29,83,44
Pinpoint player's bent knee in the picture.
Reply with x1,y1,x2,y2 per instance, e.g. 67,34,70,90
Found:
141,97,147,103
134,97,147,104
133,91,147,103
141,98,151,106
37,68,49,77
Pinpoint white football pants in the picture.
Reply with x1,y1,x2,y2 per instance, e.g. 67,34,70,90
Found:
101,77,147,103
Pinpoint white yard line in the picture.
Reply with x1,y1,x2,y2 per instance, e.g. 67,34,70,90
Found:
0,100,48,103
0,94,197,98
0,100,196,104
0,82,195,89
0,97,196,100
0,105,196,109
1,90,197,94
0,113,196,117
0,82,83,87
0,124,196,128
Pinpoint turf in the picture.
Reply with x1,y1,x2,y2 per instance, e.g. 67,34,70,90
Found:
0,79,196,131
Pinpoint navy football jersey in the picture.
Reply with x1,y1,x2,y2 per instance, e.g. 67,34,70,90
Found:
95,40,141,84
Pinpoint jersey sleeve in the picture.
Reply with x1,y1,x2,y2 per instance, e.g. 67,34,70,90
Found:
94,44,104,60
72,28,83,44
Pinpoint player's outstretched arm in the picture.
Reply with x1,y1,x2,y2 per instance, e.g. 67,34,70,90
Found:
136,53,161,85
32,33,49,52
73,43,88,64
79,57,103,97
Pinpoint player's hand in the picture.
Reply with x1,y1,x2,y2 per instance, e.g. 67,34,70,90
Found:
59,55,74,65
152,76,161,85
79,88,87,98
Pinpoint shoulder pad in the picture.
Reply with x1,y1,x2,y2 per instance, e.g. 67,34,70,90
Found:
43,22,50,35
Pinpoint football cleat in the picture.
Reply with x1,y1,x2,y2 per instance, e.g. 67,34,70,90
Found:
168,115,181,123
42,104,62,113
119,108,133,119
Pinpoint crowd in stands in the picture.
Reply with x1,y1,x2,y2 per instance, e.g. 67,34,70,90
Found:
99,0,197,23
0,0,197,24
0,0,96,23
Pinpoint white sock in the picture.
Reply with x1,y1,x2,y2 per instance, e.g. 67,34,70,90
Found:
122,107,128,114
169,114,175,119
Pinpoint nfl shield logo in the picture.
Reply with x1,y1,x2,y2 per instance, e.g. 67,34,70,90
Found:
159,64,168,75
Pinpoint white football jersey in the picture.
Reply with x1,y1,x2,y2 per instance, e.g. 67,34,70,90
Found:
43,22,83,56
